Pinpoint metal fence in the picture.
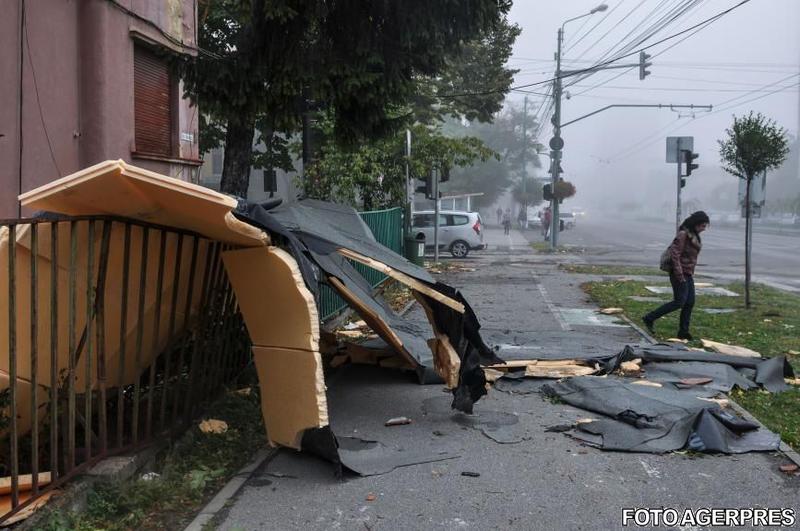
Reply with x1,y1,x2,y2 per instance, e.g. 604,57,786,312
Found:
318,207,404,320
0,216,251,524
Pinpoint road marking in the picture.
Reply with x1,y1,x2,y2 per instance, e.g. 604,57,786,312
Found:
559,308,628,328
531,271,572,331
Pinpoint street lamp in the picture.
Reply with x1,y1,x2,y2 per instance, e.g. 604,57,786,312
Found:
549,4,606,249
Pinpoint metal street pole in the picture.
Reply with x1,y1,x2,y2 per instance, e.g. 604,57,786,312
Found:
433,168,440,263
550,26,564,250
404,129,412,238
522,95,528,217
676,138,682,232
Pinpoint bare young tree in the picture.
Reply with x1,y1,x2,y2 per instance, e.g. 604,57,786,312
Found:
718,112,789,307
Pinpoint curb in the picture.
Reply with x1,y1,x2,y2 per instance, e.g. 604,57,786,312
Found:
183,448,275,531
727,400,800,468
618,314,658,344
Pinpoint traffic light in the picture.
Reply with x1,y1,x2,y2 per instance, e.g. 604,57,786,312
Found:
440,165,450,183
543,183,553,201
682,149,699,176
415,171,433,199
638,51,652,80
681,178,686,188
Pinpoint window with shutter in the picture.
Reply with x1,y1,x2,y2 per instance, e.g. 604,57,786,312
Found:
134,45,176,157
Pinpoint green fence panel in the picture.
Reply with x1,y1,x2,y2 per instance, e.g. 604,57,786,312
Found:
317,207,404,321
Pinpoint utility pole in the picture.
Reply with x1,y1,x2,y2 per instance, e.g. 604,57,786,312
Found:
521,95,528,217
433,168,440,263
549,27,564,250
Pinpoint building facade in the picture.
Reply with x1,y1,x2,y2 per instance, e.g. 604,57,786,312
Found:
1,0,200,218
199,146,300,204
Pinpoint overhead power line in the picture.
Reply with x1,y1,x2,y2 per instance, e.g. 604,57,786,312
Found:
439,0,753,100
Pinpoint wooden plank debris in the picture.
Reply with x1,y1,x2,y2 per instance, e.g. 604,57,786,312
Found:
338,248,465,313
700,339,761,358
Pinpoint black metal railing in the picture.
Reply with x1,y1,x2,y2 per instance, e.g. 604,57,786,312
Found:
0,216,251,523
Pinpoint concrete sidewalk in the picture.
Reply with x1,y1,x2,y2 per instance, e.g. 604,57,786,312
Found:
212,227,799,531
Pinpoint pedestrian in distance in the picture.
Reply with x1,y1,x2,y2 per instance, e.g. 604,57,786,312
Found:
542,206,552,241
642,211,711,340
502,208,511,235
496,207,503,225
517,207,527,229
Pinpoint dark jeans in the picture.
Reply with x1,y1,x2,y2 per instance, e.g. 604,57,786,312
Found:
645,274,695,334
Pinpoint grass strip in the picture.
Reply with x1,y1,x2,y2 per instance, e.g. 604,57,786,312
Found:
559,263,666,276
41,378,266,531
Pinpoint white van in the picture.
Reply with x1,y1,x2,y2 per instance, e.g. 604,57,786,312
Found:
411,211,485,258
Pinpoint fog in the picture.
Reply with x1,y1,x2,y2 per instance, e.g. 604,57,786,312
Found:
507,0,800,219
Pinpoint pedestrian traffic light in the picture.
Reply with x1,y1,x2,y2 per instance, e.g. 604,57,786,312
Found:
543,183,553,201
682,149,699,176
638,51,652,80
415,171,433,199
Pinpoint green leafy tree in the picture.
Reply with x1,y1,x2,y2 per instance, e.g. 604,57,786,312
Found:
412,17,520,124
443,103,542,208
302,119,495,210
718,112,789,307
178,0,512,197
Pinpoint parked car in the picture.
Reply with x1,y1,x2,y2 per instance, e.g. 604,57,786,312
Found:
559,211,576,229
525,206,542,229
412,210,485,258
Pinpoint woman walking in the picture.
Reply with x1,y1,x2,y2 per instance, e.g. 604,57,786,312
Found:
642,211,710,340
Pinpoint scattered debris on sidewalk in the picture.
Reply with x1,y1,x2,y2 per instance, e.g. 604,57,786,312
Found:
531,343,795,455
384,417,412,426
598,307,624,315
543,376,781,454
425,262,477,274
199,419,229,434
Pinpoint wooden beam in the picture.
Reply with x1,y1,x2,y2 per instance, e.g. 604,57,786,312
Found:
327,277,419,369
337,248,464,314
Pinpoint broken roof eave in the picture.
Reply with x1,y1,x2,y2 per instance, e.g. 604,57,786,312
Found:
18,159,268,247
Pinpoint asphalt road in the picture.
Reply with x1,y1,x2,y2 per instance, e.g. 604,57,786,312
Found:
547,216,800,292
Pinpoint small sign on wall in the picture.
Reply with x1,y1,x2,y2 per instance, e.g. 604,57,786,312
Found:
180,132,195,143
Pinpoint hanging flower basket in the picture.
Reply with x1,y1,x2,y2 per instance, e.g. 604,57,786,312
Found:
553,180,576,200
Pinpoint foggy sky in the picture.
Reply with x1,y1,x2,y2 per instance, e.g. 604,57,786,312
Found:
507,0,800,213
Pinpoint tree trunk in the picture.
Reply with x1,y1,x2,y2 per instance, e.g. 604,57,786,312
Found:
362,186,373,211
744,175,752,308
220,117,255,198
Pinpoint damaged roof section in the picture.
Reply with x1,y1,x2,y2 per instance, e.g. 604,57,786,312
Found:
234,200,502,415
15,160,501,475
